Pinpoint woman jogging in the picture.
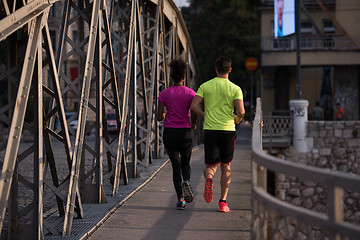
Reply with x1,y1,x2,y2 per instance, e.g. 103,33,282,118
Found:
157,59,196,210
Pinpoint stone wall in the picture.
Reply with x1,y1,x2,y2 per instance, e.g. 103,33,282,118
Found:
306,121,360,174
275,120,360,235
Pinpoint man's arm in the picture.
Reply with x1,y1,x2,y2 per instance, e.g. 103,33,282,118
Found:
190,95,205,119
233,99,245,124
157,101,165,122
190,112,197,129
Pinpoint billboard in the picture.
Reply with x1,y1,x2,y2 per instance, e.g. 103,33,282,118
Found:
274,0,295,38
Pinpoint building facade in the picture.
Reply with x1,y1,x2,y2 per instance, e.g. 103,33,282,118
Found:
259,0,360,120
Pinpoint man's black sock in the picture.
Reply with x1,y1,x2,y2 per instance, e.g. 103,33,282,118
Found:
219,199,226,203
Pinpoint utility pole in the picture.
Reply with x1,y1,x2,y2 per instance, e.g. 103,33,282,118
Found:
296,0,302,99
290,0,310,153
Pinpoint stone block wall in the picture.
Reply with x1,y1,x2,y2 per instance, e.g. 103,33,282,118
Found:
275,121,360,227
306,121,360,174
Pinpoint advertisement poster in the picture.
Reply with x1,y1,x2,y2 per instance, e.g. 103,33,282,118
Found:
274,0,295,38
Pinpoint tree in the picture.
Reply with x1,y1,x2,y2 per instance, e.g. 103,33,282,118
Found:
182,0,260,88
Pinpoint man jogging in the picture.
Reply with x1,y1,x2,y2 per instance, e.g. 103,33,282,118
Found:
191,56,245,212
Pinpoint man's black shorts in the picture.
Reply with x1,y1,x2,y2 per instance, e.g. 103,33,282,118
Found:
204,130,236,165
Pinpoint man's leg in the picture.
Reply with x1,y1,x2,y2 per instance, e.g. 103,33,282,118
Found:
204,164,217,179
203,164,217,203
217,130,234,212
220,163,231,201
218,163,231,212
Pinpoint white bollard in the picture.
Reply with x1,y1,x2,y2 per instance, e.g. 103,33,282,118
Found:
289,99,311,153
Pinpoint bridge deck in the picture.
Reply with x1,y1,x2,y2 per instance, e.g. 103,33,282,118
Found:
85,126,252,240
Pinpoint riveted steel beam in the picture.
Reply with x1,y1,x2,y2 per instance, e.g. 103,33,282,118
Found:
0,0,57,42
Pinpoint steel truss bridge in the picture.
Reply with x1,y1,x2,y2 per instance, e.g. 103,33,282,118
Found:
0,0,199,238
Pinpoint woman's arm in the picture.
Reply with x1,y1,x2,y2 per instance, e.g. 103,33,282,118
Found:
157,101,165,122
190,95,205,119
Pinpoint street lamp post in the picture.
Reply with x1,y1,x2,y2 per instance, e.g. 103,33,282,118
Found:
296,0,301,99
289,0,311,153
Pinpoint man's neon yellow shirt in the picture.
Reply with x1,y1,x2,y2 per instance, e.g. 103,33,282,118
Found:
196,77,243,131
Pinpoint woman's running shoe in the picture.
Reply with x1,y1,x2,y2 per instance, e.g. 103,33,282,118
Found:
218,202,230,212
177,200,186,210
204,178,213,203
182,180,194,203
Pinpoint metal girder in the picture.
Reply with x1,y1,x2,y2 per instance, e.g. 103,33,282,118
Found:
42,21,84,234
101,0,123,188
0,11,52,239
0,0,57,42
0,13,44,235
62,0,102,235
112,0,135,196
33,36,44,240
112,0,171,195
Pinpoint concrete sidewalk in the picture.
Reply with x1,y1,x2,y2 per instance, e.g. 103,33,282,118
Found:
86,126,252,240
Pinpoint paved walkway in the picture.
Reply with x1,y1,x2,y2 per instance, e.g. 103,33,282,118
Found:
86,126,252,240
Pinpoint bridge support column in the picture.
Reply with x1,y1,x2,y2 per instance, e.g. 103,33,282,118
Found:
289,99,312,153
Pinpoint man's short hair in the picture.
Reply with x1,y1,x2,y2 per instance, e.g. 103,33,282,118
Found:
215,56,232,74
169,59,186,82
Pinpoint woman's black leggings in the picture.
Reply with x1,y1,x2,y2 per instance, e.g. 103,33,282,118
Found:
163,128,193,200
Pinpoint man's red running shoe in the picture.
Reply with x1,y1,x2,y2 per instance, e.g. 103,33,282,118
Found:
218,202,230,212
204,178,213,203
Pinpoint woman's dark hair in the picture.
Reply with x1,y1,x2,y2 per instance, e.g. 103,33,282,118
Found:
169,59,186,83
215,56,232,74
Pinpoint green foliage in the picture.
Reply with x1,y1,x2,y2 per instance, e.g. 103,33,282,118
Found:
182,0,261,87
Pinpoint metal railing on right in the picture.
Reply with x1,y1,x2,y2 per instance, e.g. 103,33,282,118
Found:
251,98,360,240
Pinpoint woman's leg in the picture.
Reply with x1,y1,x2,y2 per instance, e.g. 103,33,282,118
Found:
180,129,193,181
163,128,183,200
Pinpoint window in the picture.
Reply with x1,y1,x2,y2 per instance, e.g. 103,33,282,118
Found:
301,21,313,34
323,19,335,49
323,19,335,33
301,20,313,49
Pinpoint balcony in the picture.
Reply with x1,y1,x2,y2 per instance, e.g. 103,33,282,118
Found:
262,34,360,52
261,34,360,67
259,0,335,8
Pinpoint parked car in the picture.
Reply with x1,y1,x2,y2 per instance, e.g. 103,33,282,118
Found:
106,111,118,135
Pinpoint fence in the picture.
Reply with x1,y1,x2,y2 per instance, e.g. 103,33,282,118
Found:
262,113,292,150
252,98,360,239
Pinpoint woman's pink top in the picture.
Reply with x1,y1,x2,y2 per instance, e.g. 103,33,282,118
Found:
158,86,196,128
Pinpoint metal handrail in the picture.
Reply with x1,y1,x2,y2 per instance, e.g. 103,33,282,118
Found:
251,98,360,239
262,114,292,150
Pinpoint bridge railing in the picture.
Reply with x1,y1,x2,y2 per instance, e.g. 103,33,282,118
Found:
262,112,292,150
252,98,360,239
